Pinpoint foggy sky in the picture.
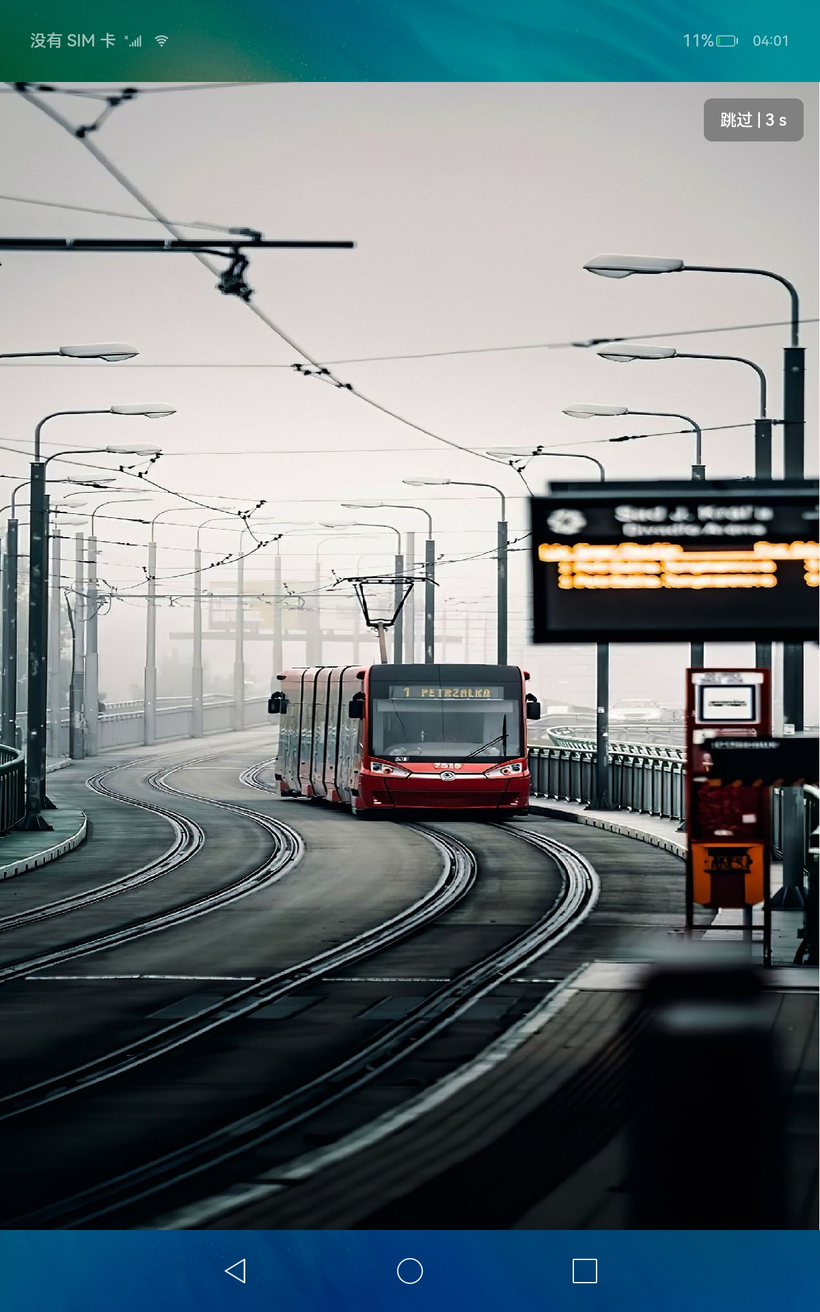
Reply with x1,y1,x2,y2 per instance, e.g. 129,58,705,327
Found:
0,80,816,717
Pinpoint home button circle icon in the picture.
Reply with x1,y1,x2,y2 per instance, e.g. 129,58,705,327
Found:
397,1259,424,1285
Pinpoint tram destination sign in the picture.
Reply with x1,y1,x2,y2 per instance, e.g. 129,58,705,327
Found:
530,479,818,643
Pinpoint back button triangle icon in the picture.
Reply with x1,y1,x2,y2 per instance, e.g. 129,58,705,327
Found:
225,1260,246,1284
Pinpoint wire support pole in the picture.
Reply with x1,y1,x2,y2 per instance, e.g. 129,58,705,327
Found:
22,468,51,828
1,519,19,749
424,538,436,665
85,533,100,756
47,529,62,758
393,553,404,663
233,547,246,731
192,548,204,738
143,539,157,745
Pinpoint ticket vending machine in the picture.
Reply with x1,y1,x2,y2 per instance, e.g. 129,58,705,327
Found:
686,669,772,959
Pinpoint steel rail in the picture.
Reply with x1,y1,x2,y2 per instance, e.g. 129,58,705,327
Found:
0,781,472,1126
0,761,202,935
0,758,303,985
12,821,598,1229
238,759,277,792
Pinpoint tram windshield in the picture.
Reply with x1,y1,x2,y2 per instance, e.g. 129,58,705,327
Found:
369,671,523,761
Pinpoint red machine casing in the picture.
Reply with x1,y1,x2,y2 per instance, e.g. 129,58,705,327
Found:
686,668,771,908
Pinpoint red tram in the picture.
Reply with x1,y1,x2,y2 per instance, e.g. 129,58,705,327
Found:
268,663,540,818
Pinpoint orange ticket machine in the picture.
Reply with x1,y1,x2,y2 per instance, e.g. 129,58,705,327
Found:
686,670,772,939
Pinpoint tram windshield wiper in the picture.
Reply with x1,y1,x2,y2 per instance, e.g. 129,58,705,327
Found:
464,717,508,761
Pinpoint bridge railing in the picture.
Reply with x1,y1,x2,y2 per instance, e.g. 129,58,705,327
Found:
529,744,818,888
0,744,25,836
95,694,271,751
772,784,819,879
529,739,685,821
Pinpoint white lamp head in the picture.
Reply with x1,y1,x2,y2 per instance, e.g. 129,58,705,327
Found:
598,344,677,362
105,444,163,456
59,343,139,362
342,501,385,509
563,404,629,419
584,254,685,278
110,404,175,418
402,478,451,486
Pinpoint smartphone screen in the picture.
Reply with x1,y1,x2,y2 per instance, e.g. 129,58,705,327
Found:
0,1,817,1307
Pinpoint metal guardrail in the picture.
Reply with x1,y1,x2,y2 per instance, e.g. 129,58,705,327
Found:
529,739,685,821
0,743,25,836
96,695,271,751
529,745,818,954
772,783,819,877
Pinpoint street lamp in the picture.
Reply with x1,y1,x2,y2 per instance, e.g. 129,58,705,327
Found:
585,253,809,902
487,448,607,482
33,405,173,460
564,407,707,665
597,343,772,477
65,520,90,760
143,506,186,746
23,412,170,830
0,343,138,362
488,447,611,810
1,479,111,750
83,496,150,756
562,403,705,480
404,478,510,666
344,501,436,664
583,253,802,473
322,521,405,662
0,482,30,748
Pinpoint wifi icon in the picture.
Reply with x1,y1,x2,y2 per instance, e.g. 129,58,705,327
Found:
155,34,168,46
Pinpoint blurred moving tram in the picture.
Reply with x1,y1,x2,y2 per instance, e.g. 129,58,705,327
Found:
268,663,540,818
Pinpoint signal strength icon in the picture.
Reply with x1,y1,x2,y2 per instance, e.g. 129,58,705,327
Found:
129,35,142,46
155,34,168,46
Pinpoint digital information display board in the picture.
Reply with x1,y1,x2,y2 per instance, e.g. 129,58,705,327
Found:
530,480,818,643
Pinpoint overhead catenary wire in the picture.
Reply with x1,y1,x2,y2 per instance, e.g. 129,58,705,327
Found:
0,196,814,359
5,88,802,490
0,193,259,235
7,85,548,475
0,82,264,95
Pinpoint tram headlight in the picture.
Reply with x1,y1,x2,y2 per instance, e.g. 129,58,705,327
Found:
484,761,524,778
369,760,411,778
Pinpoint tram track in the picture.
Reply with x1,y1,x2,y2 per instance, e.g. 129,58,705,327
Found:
0,803,472,1128
238,759,277,793
0,761,203,938
8,816,598,1229
0,757,303,986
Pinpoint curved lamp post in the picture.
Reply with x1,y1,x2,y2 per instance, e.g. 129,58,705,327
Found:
24,409,171,829
322,521,404,661
583,253,803,475
83,495,150,756
562,403,705,480
585,253,808,900
488,446,610,809
597,342,772,478
404,478,510,666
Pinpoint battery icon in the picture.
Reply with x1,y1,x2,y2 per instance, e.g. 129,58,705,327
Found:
716,35,738,46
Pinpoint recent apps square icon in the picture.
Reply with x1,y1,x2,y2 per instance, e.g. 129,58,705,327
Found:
572,1260,598,1285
